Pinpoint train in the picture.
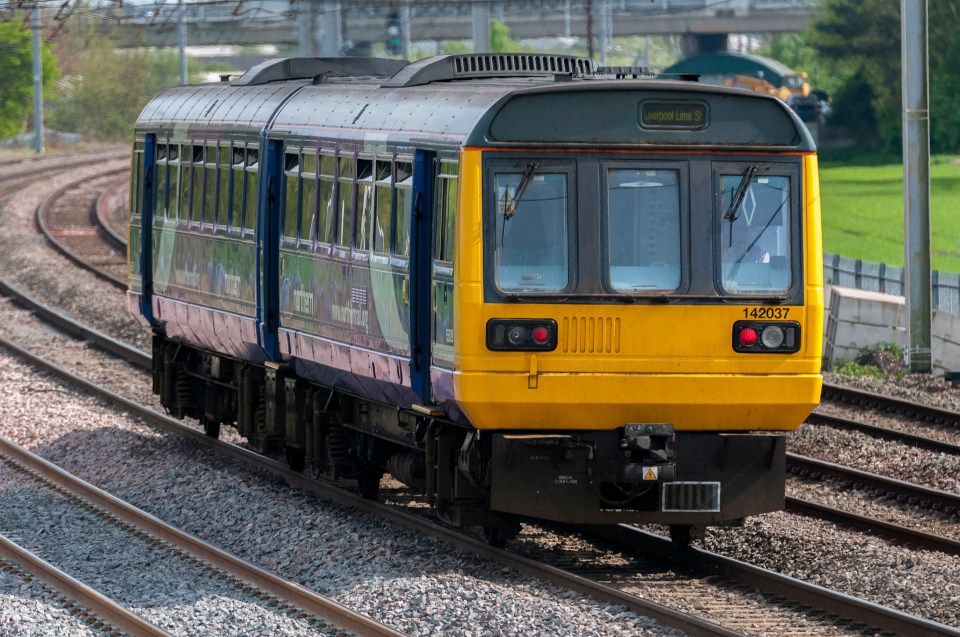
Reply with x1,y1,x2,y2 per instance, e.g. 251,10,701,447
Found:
127,54,824,546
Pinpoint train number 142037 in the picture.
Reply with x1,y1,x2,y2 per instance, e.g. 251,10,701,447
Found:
743,307,790,319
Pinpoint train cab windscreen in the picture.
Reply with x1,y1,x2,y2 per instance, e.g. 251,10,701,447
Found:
605,167,682,292
493,165,571,293
719,169,792,294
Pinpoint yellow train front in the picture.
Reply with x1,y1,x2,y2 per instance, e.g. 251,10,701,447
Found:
445,61,823,541
129,54,822,545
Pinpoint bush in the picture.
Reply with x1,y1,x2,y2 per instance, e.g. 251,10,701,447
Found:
831,358,885,378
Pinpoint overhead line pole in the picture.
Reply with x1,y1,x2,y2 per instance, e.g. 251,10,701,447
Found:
901,0,932,373
31,2,44,154
178,0,187,85
472,1,490,53
399,0,411,61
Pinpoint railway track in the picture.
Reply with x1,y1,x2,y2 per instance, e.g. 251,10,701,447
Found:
0,434,402,637
1,155,958,634
0,272,953,637
0,533,167,636
0,151,127,201
36,169,129,288
0,248,952,634
822,381,960,428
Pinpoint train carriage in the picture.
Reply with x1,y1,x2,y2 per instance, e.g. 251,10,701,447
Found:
128,54,823,545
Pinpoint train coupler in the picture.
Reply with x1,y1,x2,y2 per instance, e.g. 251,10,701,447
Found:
619,423,675,483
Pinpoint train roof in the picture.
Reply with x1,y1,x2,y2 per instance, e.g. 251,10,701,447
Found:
135,54,816,152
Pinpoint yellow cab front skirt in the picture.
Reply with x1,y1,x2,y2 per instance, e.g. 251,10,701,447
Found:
454,371,822,432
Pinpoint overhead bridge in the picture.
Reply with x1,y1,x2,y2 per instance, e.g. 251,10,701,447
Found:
110,0,816,49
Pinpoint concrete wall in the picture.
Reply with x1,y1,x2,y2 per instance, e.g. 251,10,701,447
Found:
822,285,960,374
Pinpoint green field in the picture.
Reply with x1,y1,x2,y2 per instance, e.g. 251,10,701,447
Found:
819,156,960,272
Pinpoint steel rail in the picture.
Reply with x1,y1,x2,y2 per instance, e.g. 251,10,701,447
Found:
0,154,127,199
3,284,957,634
36,168,129,289
821,381,960,428
0,333,744,637
787,453,960,514
785,497,960,557
0,532,172,636
93,177,129,251
0,432,405,637
806,411,960,455
585,524,960,637
0,276,150,369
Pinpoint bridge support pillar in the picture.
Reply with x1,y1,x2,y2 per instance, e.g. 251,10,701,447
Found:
680,33,729,57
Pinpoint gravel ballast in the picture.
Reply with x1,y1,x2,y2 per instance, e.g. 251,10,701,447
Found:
1,154,959,634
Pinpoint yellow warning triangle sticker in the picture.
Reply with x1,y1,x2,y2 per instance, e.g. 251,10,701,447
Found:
643,467,658,480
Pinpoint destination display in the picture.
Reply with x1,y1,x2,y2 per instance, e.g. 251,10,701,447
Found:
640,100,709,130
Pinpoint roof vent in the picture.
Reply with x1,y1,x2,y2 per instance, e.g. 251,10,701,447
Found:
382,54,596,88
594,66,654,79
233,57,408,86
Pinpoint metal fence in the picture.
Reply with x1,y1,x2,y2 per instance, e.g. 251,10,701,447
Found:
823,252,960,315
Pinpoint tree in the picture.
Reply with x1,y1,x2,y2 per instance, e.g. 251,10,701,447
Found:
0,17,60,139
48,18,185,141
490,20,517,53
807,0,960,154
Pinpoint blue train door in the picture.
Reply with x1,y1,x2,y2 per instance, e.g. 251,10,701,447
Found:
257,137,284,360
409,149,435,405
136,133,157,325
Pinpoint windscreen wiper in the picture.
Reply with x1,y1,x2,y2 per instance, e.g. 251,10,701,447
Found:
723,164,760,221
502,162,539,220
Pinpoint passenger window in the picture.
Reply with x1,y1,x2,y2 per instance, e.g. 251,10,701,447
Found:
435,160,458,263
283,151,300,242
230,147,245,232
372,159,393,255
189,145,203,224
169,145,182,221
129,146,142,220
720,172,791,294
493,168,570,293
605,167,681,292
317,152,335,244
204,145,217,227
155,144,169,219
336,154,355,248
356,157,374,251
177,145,191,223
244,148,259,232
218,145,232,229
393,160,413,257
300,153,318,244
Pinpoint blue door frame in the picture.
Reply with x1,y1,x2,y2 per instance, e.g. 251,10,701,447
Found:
139,133,157,326
257,137,284,361
409,149,436,405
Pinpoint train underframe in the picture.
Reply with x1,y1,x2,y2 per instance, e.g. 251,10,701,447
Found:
153,337,787,546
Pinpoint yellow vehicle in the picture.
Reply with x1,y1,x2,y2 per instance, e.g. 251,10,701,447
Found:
725,71,811,101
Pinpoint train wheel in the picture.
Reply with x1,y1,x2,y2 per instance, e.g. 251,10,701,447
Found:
482,519,521,548
285,446,305,473
201,416,220,439
482,526,509,549
669,524,693,548
357,468,383,500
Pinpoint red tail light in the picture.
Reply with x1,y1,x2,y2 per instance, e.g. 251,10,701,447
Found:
733,320,800,353
487,319,557,351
